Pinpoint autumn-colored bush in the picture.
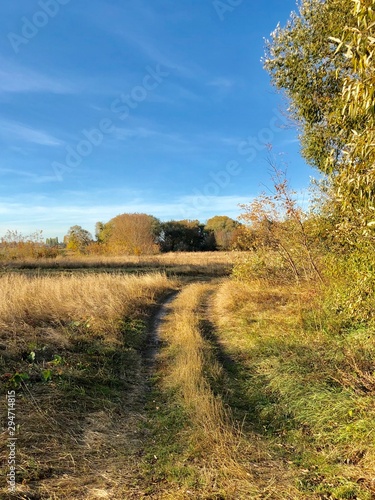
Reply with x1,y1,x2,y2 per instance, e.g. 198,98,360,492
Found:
0,231,62,261
234,164,323,284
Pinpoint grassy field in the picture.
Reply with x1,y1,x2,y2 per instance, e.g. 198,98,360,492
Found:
0,272,176,499
211,280,375,499
1,254,374,498
0,251,235,278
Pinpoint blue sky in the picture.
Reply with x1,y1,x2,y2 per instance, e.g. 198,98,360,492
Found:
0,0,315,240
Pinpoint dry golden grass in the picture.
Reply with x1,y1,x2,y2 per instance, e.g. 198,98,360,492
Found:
0,272,175,499
0,272,172,337
7,267,372,498
162,284,227,431
1,251,235,271
213,278,309,336
157,282,299,499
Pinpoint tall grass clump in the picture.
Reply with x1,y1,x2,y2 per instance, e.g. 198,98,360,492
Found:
0,272,173,342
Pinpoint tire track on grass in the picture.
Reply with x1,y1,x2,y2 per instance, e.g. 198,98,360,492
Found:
144,281,302,499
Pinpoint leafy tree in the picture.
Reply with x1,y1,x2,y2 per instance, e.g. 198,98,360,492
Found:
264,0,375,243
46,237,59,246
264,0,355,174
95,221,113,244
263,0,375,327
160,220,214,252
205,216,240,250
64,226,93,253
105,213,160,255
328,0,375,242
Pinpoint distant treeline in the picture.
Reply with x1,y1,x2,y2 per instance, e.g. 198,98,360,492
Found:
66,214,244,255
0,214,245,259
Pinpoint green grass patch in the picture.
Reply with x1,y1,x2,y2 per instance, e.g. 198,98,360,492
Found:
212,280,375,499
141,383,201,494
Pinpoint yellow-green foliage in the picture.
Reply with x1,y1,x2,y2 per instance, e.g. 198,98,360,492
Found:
232,249,301,285
323,246,375,330
330,0,375,241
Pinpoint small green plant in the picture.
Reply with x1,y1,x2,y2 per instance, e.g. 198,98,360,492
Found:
9,371,30,388
27,351,36,363
41,369,52,383
51,354,63,366
68,318,93,332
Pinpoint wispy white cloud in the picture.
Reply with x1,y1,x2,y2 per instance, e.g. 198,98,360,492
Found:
0,120,64,147
193,132,244,147
113,127,158,140
0,167,58,184
0,167,35,179
107,125,244,157
113,126,186,144
117,30,201,80
0,57,75,94
207,77,236,89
